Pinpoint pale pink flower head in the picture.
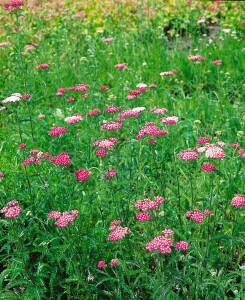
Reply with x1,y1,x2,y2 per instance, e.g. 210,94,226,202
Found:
0,42,11,47
38,114,45,119
212,60,222,66
188,55,206,61
0,106,6,111
201,163,216,172
175,241,188,251
108,221,131,241
177,150,199,161
64,115,83,124
151,108,168,115
49,126,67,136
37,63,49,69
76,169,91,181
2,93,22,104
115,63,127,69
100,122,122,131
162,229,174,237
216,141,226,148
135,199,158,211
231,194,245,207
1,200,21,218
72,12,84,18
160,71,173,76
160,116,178,125
205,145,225,159
105,106,122,113
154,196,164,204
110,259,119,266
97,261,107,269
101,37,114,43
48,211,62,219
149,84,156,89
146,236,173,255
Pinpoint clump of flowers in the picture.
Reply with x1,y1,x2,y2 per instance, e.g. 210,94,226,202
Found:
97,261,107,269
108,220,131,241
188,55,206,61
104,169,116,179
115,63,127,69
64,114,83,124
160,116,178,125
151,108,168,115
205,145,225,159
49,126,67,137
136,122,168,140
4,1,24,10
100,122,122,131
1,200,22,218
175,241,188,251
231,194,245,207
135,196,164,222
212,60,222,66
146,235,173,254
105,106,122,113
37,63,49,69
197,136,210,144
76,169,91,181
48,210,79,227
2,93,22,104
185,209,211,223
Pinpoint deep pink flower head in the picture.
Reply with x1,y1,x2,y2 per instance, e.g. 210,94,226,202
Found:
52,152,71,166
101,37,114,43
110,259,119,266
22,94,31,99
105,106,122,113
67,97,74,102
201,163,216,172
49,126,67,136
162,229,174,237
95,149,107,157
86,109,100,116
231,194,245,207
108,220,131,241
241,21,245,25
136,212,151,222
37,63,49,69
197,136,210,144
135,199,158,211
48,210,79,227
100,85,109,90
231,142,240,148
97,261,107,269
151,108,168,115
154,196,164,204
185,209,209,223
188,55,205,61
175,241,188,251
4,1,24,10
0,173,5,178
115,63,127,69
76,169,91,181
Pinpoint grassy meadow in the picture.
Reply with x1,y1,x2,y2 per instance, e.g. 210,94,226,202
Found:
0,1,244,299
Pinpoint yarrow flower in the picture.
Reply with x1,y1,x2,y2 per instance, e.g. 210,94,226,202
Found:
48,210,79,227
104,169,116,180
115,63,127,69
100,85,109,90
0,42,11,47
135,212,151,222
136,122,168,140
135,199,159,212
100,122,122,131
201,163,216,172
151,108,168,115
86,109,100,116
231,142,240,148
95,149,107,156
177,150,199,161
175,241,188,251
0,173,5,178
72,11,84,18
50,152,71,166
160,116,179,125
97,261,107,268
108,220,131,241
205,145,225,159
2,93,22,104
162,229,174,237
185,209,210,223
231,194,245,207
76,169,91,181
146,236,173,255
188,55,206,61
110,259,119,266
197,136,210,144
49,126,67,136
37,63,49,69
105,106,122,113
22,94,31,100
64,114,83,124
4,1,24,10
212,60,222,66
1,200,21,218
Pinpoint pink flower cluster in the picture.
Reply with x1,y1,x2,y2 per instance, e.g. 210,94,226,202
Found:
1,200,21,218
108,220,131,241
101,37,114,43
185,209,211,223
115,63,127,69
105,106,122,113
188,55,206,61
56,84,90,96
205,145,225,159
197,136,210,144
177,150,199,161
175,241,188,251
72,12,84,18
201,163,216,172
135,196,164,222
49,126,67,136
37,63,49,69
97,259,118,269
160,69,178,76
127,86,147,100
4,1,24,10
64,114,83,124
100,122,122,131
231,194,245,207
104,169,116,180
2,93,22,104
136,122,168,140
212,60,222,66
0,173,4,178
86,109,100,116
160,116,179,125
23,151,50,166
50,152,71,166
75,169,91,181
22,94,31,100
48,210,79,227
146,235,173,254
151,108,168,115
93,138,118,149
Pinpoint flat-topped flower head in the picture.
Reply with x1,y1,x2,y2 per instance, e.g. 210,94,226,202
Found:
212,60,222,66
110,259,119,266
205,145,225,159
146,236,173,255
104,169,116,180
37,63,49,69
105,106,122,113
135,199,158,211
231,194,245,207
115,63,127,69
64,115,83,124
175,241,188,251
201,163,216,172
100,122,122,130
76,169,91,181
177,150,199,161
2,93,22,104
160,116,178,125
97,261,107,268
151,108,168,115
162,229,174,237
197,136,210,144
49,126,67,136
4,1,24,10
1,200,21,218
51,152,71,166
